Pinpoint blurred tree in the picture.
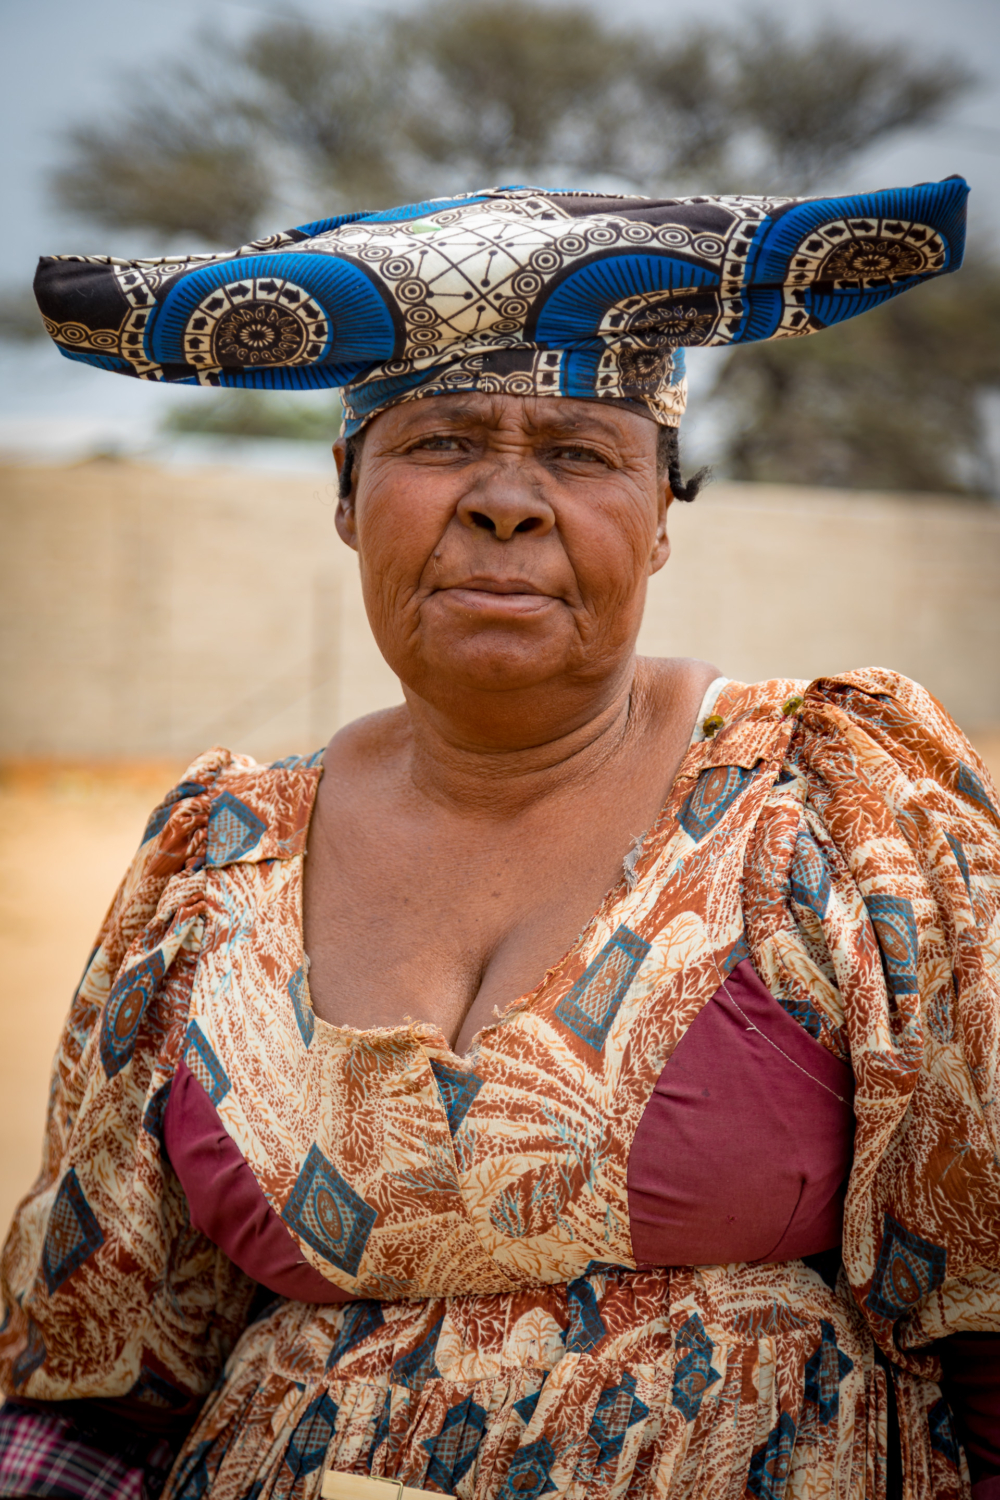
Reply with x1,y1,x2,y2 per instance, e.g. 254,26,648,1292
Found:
163,390,340,442
729,16,973,191
712,253,1000,494
52,60,270,244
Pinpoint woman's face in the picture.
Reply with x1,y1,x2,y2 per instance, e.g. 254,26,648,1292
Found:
334,393,672,703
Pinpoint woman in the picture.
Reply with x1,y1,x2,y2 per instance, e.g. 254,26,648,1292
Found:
2,180,998,1500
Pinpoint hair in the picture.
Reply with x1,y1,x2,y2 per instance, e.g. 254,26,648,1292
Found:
338,416,707,503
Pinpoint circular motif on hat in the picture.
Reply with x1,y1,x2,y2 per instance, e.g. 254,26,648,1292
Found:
586,226,617,245
358,243,392,262
821,237,925,281
622,223,652,242
693,236,725,258
410,328,440,345
183,277,330,370
406,305,438,326
511,270,543,297
397,279,426,303
658,228,692,248
493,319,523,334
382,257,414,280
558,234,587,255
528,248,561,274
500,297,529,319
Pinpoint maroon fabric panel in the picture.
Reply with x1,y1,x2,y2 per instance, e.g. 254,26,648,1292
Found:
163,1060,355,1305
627,959,855,1267
941,1333,1000,1487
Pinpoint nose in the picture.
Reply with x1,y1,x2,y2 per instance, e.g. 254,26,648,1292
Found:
456,464,556,541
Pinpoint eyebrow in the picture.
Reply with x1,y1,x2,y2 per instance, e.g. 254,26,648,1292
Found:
397,404,626,443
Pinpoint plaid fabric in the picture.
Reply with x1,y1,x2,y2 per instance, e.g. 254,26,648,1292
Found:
0,1403,172,1499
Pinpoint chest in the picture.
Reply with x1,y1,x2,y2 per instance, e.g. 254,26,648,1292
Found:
302,752,681,1051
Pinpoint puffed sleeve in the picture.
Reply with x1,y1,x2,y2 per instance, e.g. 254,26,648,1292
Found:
0,748,258,1418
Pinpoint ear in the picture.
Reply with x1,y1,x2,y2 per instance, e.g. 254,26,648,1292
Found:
333,437,359,552
647,469,673,577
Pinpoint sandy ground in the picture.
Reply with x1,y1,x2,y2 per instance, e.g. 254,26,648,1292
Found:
2,736,999,1237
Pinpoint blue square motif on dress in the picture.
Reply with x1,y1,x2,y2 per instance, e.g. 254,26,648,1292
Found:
587,1371,649,1467
869,1213,946,1321
392,1315,444,1391
429,1058,483,1135
41,1168,105,1294
789,831,832,918
945,830,971,894
677,764,754,842
422,1396,488,1491
284,1392,340,1479
325,1301,385,1370
11,1320,46,1387
288,966,314,1048
670,1314,721,1422
802,1320,854,1426
747,1411,797,1500
100,950,166,1079
184,1021,231,1105
928,1397,961,1469
564,1276,607,1353
864,893,919,997
282,1143,377,1278
498,1436,558,1500
205,791,267,866
555,925,650,1052
955,760,997,818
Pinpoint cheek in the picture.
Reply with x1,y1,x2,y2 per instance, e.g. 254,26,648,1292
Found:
567,501,656,609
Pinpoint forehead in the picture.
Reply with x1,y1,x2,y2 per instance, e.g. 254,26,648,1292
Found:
364,392,659,448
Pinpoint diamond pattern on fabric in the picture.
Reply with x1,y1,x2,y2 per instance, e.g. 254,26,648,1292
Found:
422,1395,489,1492
10,1319,46,1387
183,1022,231,1106
282,1144,377,1277
670,1314,721,1422
100,951,166,1079
555,926,650,1052
324,1301,385,1371
284,1392,339,1480
789,831,832,918
677,764,754,841
869,1213,947,1321
564,1277,607,1353
392,1316,444,1391
141,781,207,844
498,1436,558,1500
955,760,997,818
288,966,314,1048
205,792,267,866
864,893,919,997
927,1397,961,1469
802,1320,854,1427
429,1058,484,1135
587,1372,649,1468
41,1169,104,1294
747,1411,797,1500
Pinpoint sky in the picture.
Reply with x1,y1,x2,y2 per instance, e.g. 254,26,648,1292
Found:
1,0,998,464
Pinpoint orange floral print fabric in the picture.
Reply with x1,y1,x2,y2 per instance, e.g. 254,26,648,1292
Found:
1,669,997,1499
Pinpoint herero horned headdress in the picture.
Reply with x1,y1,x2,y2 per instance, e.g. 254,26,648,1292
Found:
34,177,968,435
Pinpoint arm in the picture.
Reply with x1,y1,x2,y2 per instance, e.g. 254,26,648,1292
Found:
0,752,258,1465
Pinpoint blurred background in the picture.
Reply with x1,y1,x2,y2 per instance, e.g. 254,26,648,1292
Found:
1,0,999,1224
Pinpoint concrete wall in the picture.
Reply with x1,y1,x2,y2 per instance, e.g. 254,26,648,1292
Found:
2,459,998,762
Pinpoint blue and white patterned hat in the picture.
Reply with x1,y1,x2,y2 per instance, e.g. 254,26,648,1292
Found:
34,177,969,434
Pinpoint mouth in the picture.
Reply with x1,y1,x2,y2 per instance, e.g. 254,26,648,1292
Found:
436,579,555,615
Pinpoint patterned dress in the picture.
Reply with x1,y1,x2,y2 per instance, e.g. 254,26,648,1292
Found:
2,670,999,1500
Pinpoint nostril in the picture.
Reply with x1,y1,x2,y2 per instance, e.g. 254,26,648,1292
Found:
470,512,496,531
514,517,540,533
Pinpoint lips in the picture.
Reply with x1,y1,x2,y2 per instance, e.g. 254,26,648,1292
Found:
436,580,555,615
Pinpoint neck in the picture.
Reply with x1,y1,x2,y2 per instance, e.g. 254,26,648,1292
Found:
398,656,642,816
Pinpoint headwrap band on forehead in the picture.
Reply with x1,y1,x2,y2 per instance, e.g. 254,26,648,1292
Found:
34,177,968,435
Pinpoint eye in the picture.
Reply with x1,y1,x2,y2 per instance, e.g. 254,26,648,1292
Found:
552,444,607,465
409,434,463,452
